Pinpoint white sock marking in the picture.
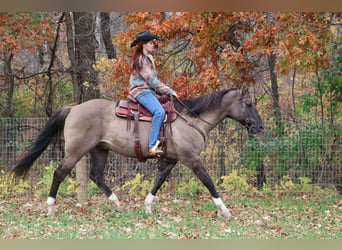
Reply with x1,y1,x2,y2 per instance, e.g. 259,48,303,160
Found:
213,197,224,207
108,193,122,212
47,197,56,206
108,193,119,203
212,197,232,218
145,192,155,214
47,197,56,216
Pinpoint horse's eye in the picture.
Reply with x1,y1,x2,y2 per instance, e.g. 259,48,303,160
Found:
245,101,252,107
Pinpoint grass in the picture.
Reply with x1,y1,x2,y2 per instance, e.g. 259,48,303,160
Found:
0,192,341,239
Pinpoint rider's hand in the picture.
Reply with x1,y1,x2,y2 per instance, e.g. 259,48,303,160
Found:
171,91,178,99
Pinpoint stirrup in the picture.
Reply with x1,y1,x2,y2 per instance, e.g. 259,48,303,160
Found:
149,140,164,157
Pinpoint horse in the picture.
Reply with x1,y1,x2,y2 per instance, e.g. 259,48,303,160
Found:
11,88,263,218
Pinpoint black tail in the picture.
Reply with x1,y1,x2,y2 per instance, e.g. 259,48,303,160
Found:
12,107,71,178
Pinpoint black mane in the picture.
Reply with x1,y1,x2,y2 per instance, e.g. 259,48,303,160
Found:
174,88,238,117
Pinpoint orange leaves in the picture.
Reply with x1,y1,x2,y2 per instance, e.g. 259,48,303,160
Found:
0,12,54,54
171,76,191,98
171,65,223,98
235,12,331,76
113,12,253,94
274,12,331,73
110,12,333,97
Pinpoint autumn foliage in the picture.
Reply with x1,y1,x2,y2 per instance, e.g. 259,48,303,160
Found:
0,12,54,53
105,12,334,99
0,12,340,117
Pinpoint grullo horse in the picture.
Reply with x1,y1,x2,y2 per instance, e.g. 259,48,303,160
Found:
12,88,263,218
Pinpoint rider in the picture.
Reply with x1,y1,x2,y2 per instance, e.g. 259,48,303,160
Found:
129,30,178,157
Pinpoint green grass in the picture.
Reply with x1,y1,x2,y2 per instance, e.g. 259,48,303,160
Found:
0,192,341,239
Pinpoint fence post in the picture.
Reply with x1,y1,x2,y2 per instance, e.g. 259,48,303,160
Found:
76,156,88,204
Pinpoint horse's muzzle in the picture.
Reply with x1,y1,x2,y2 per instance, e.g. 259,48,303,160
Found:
245,118,264,134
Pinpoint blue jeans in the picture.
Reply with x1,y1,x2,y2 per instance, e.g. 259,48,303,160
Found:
136,91,165,148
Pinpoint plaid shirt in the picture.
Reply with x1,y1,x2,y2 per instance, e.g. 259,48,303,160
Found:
129,53,174,98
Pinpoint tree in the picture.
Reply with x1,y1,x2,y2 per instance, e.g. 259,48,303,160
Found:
2,50,14,117
110,13,332,100
45,13,65,117
0,12,54,117
100,12,116,59
65,12,99,104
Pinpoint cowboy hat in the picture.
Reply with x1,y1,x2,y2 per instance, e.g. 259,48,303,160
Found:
130,30,162,48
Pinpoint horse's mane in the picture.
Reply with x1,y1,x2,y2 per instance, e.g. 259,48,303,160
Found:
174,88,238,117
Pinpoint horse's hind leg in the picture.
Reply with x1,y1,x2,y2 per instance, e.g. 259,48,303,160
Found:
145,159,177,214
47,155,81,216
89,147,122,212
46,136,99,216
182,155,232,219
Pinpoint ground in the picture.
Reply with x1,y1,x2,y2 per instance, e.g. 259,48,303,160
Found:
1,192,341,239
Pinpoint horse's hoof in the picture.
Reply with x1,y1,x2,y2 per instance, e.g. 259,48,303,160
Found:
144,192,155,215
114,204,123,212
218,209,232,219
108,200,122,212
145,206,153,214
46,197,56,217
46,206,56,217
108,193,122,212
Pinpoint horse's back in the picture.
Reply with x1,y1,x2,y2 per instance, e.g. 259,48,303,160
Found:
64,99,116,139
68,99,115,119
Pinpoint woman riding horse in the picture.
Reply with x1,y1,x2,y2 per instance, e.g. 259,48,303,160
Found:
129,30,178,157
11,32,263,218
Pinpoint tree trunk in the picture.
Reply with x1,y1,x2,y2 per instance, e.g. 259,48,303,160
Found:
100,12,116,59
267,53,283,134
2,51,17,164
218,122,226,177
74,12,99,102
3,51,15,117
45,13,65,117
65,12,99,104
65,12,79,104
65,12,99,203
76,156,88,204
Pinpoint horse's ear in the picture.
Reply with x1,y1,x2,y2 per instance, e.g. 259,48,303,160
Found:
241,87,249,97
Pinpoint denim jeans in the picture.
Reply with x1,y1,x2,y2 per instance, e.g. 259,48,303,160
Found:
136,91,165,148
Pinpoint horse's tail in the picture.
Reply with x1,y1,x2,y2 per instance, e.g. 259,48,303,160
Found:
12,107,71,178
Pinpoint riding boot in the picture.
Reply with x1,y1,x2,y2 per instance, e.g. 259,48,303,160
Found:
149,140,164,157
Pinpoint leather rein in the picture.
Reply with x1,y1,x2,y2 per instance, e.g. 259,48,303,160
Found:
173,98,212,142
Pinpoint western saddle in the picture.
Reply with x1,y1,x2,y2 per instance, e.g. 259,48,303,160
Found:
115,94,177,162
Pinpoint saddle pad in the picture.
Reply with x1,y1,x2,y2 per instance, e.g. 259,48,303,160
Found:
115,100,177,122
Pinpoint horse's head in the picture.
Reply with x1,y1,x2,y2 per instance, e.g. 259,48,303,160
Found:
224,89,264,134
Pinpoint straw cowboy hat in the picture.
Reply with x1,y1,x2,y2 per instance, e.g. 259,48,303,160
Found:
130,30,162,48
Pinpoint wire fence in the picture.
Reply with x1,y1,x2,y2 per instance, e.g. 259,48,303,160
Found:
1,116,341,196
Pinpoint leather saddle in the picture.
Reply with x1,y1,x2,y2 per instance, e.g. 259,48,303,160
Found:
115,94,177,162
115,94,177,122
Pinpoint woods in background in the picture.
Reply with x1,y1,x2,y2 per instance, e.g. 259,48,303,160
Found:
0,12,340,121
0,12,341,191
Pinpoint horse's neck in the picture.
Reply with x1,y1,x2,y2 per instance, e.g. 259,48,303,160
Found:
195,109,227,135
198,89,239,133
186,89,238,134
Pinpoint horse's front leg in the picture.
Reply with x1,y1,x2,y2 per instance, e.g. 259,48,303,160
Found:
185,156,232,219
145,159,177,214
89,148,122,212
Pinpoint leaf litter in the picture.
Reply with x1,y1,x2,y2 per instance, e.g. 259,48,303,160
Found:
0,192,341,239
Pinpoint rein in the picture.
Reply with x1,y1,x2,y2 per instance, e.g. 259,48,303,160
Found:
174,98,213,127
173,98,208,142
173,109,206,142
